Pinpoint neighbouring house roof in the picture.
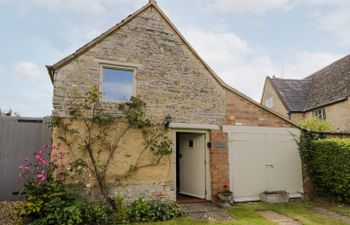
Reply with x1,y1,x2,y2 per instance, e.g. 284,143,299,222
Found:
269,54,350,112
305,54,350,110
270,78,313,112
47,0,298,127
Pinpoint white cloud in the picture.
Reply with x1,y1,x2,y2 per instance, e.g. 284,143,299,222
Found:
184,27,340,100
203,0,350,45
314,7,350,45
283,52,341,79
13,61,44,80
0,0,144,15
184,27,279,99
203,0,291,14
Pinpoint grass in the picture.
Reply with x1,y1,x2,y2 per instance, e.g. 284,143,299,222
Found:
138,202,350,225
310,199,350,216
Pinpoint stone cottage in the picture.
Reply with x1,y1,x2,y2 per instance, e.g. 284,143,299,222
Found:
47,0,303,203
261,55,350,132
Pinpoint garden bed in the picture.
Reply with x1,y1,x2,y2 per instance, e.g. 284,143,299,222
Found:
0,201,22,225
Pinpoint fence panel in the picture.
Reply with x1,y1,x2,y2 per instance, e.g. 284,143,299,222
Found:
0,116,51,200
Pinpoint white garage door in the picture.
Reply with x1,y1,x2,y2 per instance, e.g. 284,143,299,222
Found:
223,126,303,202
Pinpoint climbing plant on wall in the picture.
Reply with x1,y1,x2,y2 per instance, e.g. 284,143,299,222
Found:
51,86,172,209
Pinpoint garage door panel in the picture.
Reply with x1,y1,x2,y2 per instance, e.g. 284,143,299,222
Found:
230,133,266,200
224,126,303,202
266,134,302,193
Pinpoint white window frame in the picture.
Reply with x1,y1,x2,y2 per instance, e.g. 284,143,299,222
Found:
265,97,274,108
313,107,326,120
99,64,137,103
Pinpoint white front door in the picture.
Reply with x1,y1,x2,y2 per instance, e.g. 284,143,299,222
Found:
179,133,206,199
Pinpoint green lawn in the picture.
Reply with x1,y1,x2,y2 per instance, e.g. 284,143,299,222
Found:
137,202,350,225
310,199,350,217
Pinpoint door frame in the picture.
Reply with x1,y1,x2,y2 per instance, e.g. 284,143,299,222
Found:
172,129,211,201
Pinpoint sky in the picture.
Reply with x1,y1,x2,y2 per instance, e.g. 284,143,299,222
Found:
0,0,349,117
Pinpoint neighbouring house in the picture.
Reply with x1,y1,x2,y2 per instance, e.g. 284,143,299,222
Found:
47,0,304,203
261,55,350,132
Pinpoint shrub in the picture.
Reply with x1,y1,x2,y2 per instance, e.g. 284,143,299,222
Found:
83,203,109,224
114,195,129,223
301,137,350,203
298,117,333,132
17,144,109,225
128,198,187,223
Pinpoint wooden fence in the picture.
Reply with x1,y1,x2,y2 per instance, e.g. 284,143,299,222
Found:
0,116,51,200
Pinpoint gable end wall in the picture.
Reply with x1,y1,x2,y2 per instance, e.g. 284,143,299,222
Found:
52,6,226,125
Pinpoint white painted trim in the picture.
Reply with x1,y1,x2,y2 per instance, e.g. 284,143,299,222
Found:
172,129,211,202
170,123,220,130
99,63,137,103
223,125,300,135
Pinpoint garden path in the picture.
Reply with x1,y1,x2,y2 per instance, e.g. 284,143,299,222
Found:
183,203,234,222
257,210,301,225
314,207,350,224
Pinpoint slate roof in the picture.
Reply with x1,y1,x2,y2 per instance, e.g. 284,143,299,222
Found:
270,78,313,112
270,54,350,112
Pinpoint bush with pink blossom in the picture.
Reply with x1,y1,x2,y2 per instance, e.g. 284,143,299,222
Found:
17,143,108,225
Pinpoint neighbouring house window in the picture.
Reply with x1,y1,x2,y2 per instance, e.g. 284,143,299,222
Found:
265,97,274,108
102,67,134,101
313,108,326,120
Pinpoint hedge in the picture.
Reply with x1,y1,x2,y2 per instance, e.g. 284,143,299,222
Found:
302,138,350,203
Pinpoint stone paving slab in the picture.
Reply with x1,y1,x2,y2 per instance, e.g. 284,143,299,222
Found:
314,207,350,224
257,210,301,225
183,203,234,222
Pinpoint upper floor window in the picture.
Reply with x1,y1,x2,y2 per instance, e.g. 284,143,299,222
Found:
102,67,134,101
265,97,274,108
313,108,326,120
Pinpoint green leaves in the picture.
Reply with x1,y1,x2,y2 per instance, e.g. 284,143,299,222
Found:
298,133,350,203
127,198,187,223
298,117,333,132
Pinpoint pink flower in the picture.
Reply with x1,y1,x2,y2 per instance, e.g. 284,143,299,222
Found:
24,157,29,162
19,165,30,171
59,152,65,158
57,143,61,147
35,150,43,155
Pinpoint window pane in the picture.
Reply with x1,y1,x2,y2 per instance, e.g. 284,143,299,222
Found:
102,68,133,101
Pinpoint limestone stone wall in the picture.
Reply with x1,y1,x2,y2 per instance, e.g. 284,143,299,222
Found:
261,78,289,118
303,98,350,132
290,112,305,122
52,120,174,202
53,6,226,125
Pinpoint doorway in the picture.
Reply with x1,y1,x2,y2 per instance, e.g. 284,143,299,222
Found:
176,132,209,203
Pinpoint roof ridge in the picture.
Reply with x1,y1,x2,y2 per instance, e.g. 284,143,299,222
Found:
304,54,350,80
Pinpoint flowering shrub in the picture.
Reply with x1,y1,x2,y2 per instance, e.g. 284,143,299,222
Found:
17,143,67,186
17,144,108,225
